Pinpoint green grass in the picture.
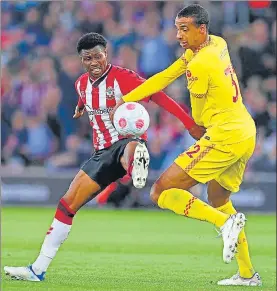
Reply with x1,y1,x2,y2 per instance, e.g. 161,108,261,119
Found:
1,208,276,291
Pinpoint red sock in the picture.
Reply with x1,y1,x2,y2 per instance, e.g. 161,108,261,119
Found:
120,174,131,184
54,198,76,225
127,157,134,176
97,182,118,204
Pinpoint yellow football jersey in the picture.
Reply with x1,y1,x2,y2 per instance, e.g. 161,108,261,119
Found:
183,35,256,144
122,35,256,144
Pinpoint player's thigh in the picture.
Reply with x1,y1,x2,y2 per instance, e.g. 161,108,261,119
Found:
82,144,128,190
63,169,101,211
215,136,256,193
174,137,239,185
65,144,128,211
150,163,198,202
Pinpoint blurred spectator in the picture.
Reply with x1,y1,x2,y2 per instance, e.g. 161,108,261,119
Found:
114,45,140,73
137,10,173,77
1,1,276,176
41,85,62,149
57,55,83,147
46,134,91,170
238,19,274,85
2,110,28,165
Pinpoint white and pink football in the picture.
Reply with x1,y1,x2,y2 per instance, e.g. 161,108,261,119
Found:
113,102,150,137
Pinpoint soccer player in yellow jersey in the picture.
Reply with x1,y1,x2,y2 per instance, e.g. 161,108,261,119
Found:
111,4,261,287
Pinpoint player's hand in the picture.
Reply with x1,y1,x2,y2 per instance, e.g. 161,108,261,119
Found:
110,98,125,122
73,106,85,119
188,124,206,140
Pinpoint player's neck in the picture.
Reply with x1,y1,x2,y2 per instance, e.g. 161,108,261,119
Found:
193,35,210,54
89,63,111,82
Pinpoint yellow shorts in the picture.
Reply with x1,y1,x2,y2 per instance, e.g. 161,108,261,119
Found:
174,135,256,193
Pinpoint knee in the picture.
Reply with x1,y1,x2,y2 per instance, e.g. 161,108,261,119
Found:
207,196,217,208
207,194,229,208
150,182,163,204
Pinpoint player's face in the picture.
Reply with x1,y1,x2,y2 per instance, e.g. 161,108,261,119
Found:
80,45,108,79
175,17,206,51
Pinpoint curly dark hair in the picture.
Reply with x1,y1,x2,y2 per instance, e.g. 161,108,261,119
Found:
77,32,107,54
177,4,209,29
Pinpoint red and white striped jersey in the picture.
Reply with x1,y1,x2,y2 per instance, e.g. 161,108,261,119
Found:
75,64,150,151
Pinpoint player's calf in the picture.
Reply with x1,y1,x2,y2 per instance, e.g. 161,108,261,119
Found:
5,170,101,281
31,198,76,275
4,198,76,281
150,182,163,204
150,163,197,204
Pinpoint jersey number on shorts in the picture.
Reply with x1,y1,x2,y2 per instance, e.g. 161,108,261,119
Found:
225,65,239,103
186,144,201,158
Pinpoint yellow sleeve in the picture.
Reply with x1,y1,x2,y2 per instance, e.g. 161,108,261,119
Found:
122,56,187,102
187,62,209,99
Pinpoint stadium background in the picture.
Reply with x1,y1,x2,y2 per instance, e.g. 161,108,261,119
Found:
1,0,276,210
1,1,276,291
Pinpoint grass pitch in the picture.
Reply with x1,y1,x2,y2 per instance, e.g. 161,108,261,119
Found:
1,207,276,291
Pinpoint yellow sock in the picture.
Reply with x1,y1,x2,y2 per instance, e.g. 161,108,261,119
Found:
217,200,255,278
158,188,229,228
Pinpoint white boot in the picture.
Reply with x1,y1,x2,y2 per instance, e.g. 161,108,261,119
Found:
132,142,150,189
217,272,262,286
220,213,246,263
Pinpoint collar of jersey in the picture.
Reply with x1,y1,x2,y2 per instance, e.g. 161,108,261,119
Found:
89,63,112,87
194,36,211,54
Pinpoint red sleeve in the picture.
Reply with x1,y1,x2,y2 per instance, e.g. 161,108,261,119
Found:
75,79,85,109
115,67,195,130
114,68,151,103
151,92,196,130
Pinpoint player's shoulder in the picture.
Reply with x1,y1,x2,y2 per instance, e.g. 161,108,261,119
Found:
112,65,144,80
112,65,139,75
204,35,228,58
75,72,89,86
191,35,228,69
210,35,228,47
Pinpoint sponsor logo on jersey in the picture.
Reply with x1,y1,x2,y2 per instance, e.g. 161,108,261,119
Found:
186,70,198,82
85,104,113,116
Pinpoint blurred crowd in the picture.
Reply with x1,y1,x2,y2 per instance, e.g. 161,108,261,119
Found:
1,1,276,175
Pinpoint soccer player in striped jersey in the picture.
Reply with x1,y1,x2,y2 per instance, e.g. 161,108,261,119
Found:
110,4,261,287
4,32,205,282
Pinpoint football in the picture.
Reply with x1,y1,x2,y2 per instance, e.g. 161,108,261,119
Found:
113,102,150,137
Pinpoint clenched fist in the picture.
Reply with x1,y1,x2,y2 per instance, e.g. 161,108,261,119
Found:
188,124,206,140
73,106,85,119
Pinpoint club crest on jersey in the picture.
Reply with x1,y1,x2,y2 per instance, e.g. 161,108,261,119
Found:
80,91,85,98
106,87,115,100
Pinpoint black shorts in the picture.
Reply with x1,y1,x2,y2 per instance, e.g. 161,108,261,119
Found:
81,138,143,189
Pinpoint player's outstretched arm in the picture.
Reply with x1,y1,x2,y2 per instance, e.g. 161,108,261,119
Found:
122,57,187,103
151,92,194,129
110,57,187,121
151,92,206,140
